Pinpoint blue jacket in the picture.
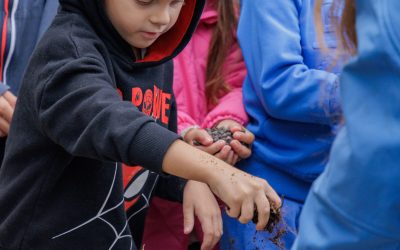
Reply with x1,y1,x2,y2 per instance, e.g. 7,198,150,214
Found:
0,0,58,95
238,0,343,202
293,0,400,248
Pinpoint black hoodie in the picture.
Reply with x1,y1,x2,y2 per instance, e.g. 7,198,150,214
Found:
0,0,204,249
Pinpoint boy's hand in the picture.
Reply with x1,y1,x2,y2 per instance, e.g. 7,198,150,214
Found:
0,91,17,137
183,181,222,250
216,120,254,161
184,127,235,164
208,166,281,231
163,140,280,230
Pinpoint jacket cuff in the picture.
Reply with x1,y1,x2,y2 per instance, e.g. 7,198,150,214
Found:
154,174,187,203
128,122,180,173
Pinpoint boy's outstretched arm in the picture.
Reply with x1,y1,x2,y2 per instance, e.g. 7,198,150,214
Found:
162,140,281,230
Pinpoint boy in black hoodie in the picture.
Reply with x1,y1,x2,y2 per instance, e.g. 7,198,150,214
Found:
0,0,280,249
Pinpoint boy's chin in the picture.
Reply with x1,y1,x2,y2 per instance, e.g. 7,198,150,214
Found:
129,40,156,50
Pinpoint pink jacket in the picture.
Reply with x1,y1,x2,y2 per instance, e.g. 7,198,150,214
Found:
173,1,248,134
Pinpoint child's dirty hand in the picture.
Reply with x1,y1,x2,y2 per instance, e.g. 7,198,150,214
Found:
208,168,281,231
183,180,222,250
163,141,280,230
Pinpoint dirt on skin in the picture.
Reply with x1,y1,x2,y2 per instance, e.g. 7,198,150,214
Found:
252,199,288,250
204,128,288,249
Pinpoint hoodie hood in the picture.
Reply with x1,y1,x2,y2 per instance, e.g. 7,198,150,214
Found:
59,0,205,66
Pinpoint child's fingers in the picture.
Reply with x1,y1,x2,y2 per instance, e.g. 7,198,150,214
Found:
230,140,252,159
229,125,245,133
226,151,235,165
232,154,239,165
200,204,222,250
254,190,271,231
0,117,10,136
3,91,17,109
200,215,217,250
0,96,14,123
238,198,254,224
198,140,226,155
186,128,213,146
214,210,223,240
233,130,255,145
193,129,213,146
264,180,282,208
183,202,195,235
214,145,231,161
225,203,241,219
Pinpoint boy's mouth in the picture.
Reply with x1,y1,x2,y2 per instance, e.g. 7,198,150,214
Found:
140,31,160,40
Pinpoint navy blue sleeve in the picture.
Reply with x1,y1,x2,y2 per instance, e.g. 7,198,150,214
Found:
37,56,179,173
154,174,187,203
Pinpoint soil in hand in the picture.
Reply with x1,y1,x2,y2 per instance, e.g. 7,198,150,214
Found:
252,200,287,250
205,127,249,147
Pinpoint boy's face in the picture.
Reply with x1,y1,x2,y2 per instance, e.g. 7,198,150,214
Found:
104,0,185,49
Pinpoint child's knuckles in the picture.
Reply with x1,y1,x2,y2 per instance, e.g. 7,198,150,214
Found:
230,195,242,205
250,181,264,192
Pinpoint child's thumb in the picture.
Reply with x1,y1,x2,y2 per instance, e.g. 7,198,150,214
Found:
196,130,213,146
183,204,195,234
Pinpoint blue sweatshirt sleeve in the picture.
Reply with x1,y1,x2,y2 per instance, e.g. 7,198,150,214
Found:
238,0,341,124
293,0,400,249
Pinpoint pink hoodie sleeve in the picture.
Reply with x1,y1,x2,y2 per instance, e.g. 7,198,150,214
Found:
177,111,198,135
202,40,248,128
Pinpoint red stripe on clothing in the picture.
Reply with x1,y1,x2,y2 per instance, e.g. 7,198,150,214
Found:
0,0,10,82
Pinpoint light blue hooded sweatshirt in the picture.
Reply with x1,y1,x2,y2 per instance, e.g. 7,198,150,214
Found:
293,0,400,248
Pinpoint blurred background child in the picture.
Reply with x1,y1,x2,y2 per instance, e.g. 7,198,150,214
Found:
294,0,400,248
0,0,58,162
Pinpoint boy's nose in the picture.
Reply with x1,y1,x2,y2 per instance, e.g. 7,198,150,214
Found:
149,7,171,28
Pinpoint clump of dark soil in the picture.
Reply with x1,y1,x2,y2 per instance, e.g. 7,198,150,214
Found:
206,127,234,144
205,127,249,147
252,199,287,250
